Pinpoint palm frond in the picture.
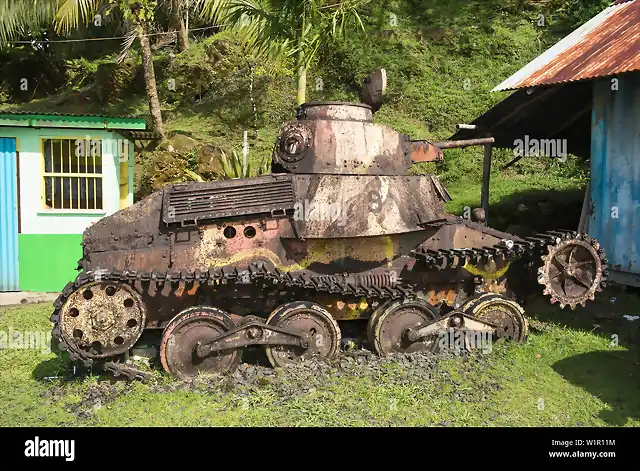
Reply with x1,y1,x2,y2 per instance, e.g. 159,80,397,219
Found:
220,151,236,178
0,0,60,46
232,149,241,176
223,0,297,62
191,0,232,23
117,24,137,63
184,168,205,181
206,0,369,70
53,0,100,34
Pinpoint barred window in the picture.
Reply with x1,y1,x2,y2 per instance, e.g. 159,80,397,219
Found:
43,138,103,210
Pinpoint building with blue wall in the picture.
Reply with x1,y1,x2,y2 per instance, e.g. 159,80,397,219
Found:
0,112,154,293
450,0,640,286
589,72,640,286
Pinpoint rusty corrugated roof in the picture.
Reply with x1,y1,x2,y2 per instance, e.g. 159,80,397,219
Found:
492,0,639,91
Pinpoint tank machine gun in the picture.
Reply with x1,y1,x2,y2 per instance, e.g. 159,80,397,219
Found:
50,69,608,381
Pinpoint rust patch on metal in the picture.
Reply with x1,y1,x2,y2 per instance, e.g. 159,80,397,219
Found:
425,288,458,306
410,141,444,162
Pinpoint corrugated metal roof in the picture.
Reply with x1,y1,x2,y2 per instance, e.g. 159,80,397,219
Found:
0,111,148,130
492,0,640,92
0,110,146,119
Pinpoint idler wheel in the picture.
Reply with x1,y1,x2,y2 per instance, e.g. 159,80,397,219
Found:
264,301,341,367
369,299,439,355
537,235,607,310
59,281,146,358
464,294,528,343
159,306,242,381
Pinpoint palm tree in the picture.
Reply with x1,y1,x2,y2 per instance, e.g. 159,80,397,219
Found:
163,0,189,51
0,0,165,137
109,0,165,139
197,0,368,105
0,0,222,138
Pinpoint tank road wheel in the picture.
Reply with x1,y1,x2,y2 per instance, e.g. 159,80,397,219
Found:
159,306,242,381
59,281,146,358
464,294,528,343
369,299,440,355
458,292,493,314
458,292,505,315
264,301,341,368
538,235,607,310
366,299,395,350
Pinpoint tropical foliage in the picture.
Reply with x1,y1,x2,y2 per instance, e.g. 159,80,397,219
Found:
220,148,269,179
197,0,369,104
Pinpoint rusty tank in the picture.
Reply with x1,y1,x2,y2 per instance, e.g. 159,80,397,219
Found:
50,70,608,381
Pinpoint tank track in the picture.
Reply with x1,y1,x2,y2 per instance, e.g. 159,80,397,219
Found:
413,229,584,267
50,264,417,382
50,228,606,381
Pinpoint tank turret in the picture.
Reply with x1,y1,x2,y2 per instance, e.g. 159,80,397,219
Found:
272,101,443,175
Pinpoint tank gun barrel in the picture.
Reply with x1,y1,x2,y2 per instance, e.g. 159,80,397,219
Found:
430,137,495,149
409,137,495,164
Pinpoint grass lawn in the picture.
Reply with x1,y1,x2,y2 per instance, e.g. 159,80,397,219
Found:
0,288,638,427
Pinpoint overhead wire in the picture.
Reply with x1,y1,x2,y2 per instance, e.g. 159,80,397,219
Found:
8,24,232,44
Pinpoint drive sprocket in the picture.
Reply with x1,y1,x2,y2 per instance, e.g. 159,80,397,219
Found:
537,234,607,310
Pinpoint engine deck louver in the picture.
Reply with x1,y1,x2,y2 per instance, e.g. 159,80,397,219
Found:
162,174,296,225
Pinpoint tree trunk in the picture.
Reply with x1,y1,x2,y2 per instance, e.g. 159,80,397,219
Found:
297,58,307,106
296,16,306,106
171,0,189,51
138,24,165,139
173,8,189,52
177,19,189,51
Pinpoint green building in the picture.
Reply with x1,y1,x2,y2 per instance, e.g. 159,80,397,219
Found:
0,112,153,293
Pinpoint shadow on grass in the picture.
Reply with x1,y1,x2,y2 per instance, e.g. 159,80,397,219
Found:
526,288,640,348
31,344,143,386
32,340,273,387
447,186,586,234
526,289,640,425
552,349,640,426
32,353,108,385
486,187,585,234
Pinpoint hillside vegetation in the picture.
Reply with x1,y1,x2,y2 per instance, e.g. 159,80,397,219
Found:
0,0,608,229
